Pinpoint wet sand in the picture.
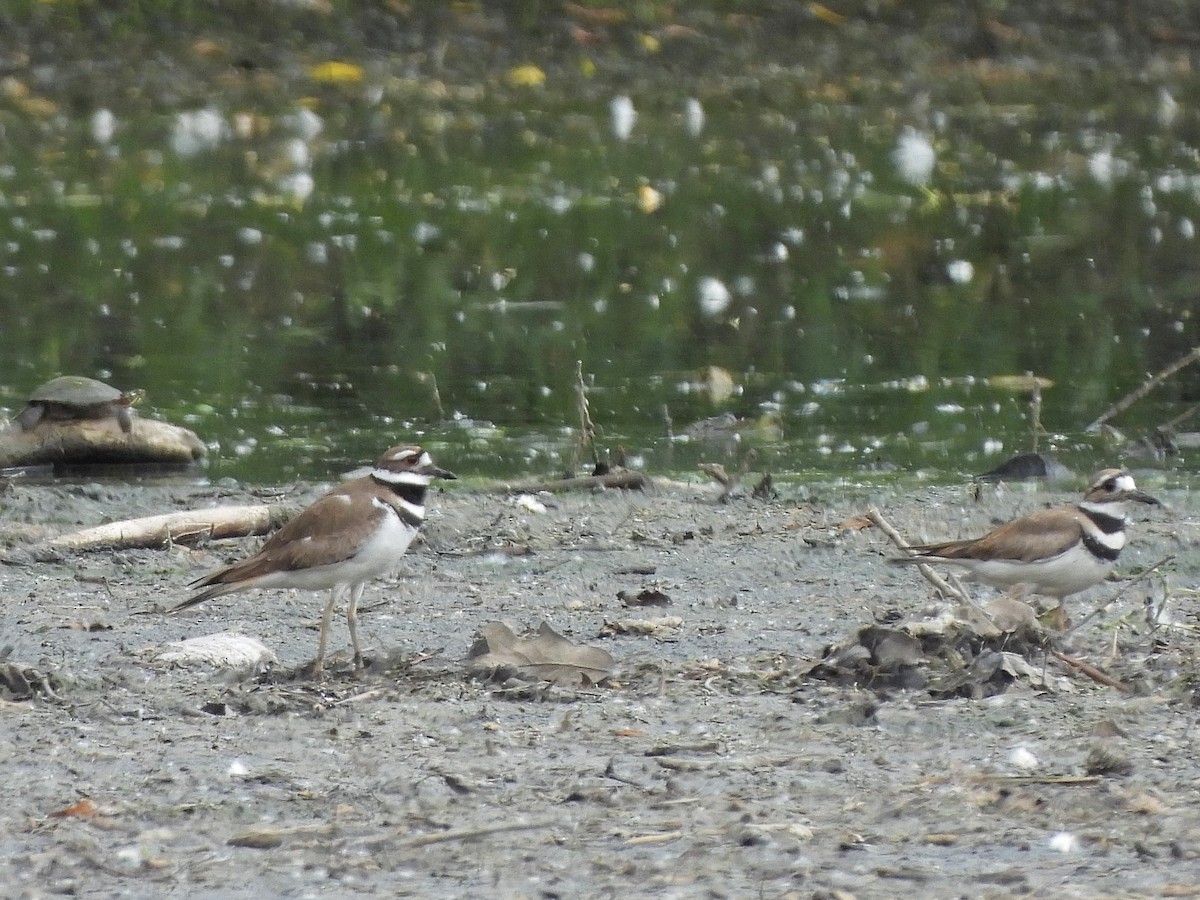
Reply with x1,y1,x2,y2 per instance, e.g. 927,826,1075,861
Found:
1,474,1197,898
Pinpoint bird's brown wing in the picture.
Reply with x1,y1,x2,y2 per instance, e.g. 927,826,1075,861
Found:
174,483,381,609
905,507,1084,562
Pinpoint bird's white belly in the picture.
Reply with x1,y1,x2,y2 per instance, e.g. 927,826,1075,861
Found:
962,541,1115,598
255,515,418,592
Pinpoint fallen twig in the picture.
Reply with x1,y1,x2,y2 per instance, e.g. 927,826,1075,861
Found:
1087,344,1200,431
624,831,683,846
398,818,554,848
982,774,1100,785
867,507,973,607
1063,555,1174,639
1157,403,1199,433
489,471,648,493
1051,650,1129,692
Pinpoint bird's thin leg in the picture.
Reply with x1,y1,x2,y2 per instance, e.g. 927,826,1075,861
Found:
347,582,366,672
314,586,342,676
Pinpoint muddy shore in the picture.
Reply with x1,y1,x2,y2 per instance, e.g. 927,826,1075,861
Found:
1,472,1198,898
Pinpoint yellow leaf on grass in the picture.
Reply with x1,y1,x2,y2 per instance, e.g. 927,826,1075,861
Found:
507,64,546,87
636,184,663,214
808,2,846,25
310,61,364,84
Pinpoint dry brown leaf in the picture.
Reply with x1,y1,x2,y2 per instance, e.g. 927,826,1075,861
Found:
618,588,671,608
48,798,99,820
467,621,616,687
838,514,873,532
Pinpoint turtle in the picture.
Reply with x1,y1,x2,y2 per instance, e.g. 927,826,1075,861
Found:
15,376,145,434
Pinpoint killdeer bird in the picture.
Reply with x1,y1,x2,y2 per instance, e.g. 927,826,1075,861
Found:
170,445,455,674
892,468,1159,600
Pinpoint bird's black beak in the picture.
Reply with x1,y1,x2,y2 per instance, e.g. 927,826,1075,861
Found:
1126,489,1161,507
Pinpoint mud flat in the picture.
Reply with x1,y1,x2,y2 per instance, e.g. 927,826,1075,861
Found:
0,474,1197,898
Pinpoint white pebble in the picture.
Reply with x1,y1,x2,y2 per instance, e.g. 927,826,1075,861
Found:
1008,746,1039,771
1048,831,1078,853
515,493,547,514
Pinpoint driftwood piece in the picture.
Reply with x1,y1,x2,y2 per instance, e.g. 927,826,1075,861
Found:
48,504,293,552
0,417,205,468
490,471,649,494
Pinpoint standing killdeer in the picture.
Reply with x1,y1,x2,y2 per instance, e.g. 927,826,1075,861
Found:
892,468,1159,600
170,445,455,674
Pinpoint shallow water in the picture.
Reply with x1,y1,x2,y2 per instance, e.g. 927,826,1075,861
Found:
0,5,1198,482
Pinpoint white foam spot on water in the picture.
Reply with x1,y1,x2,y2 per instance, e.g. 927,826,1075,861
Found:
892,128,935,186
683,98,704,137
171,107,227,157
610,95,636,141
697,276,731,317
91,108,116,144
946,259,974,284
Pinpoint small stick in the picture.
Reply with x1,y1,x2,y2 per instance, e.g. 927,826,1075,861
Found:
1062,555,1174,638
1051,649,1130,692
417,372,444,422
1028,375,1043,453
867,507,973,606
575,360,600,470
397,818,555,848
492,471,648,494
1157,403,1199,433
624,831,684,846
1087,344,1200,431
925,774,1102,786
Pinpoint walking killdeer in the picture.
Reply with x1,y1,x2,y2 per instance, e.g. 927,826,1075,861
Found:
892,468,1159,599
170,445,455,674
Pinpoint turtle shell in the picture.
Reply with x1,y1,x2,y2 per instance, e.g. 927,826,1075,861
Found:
28,376,124,407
